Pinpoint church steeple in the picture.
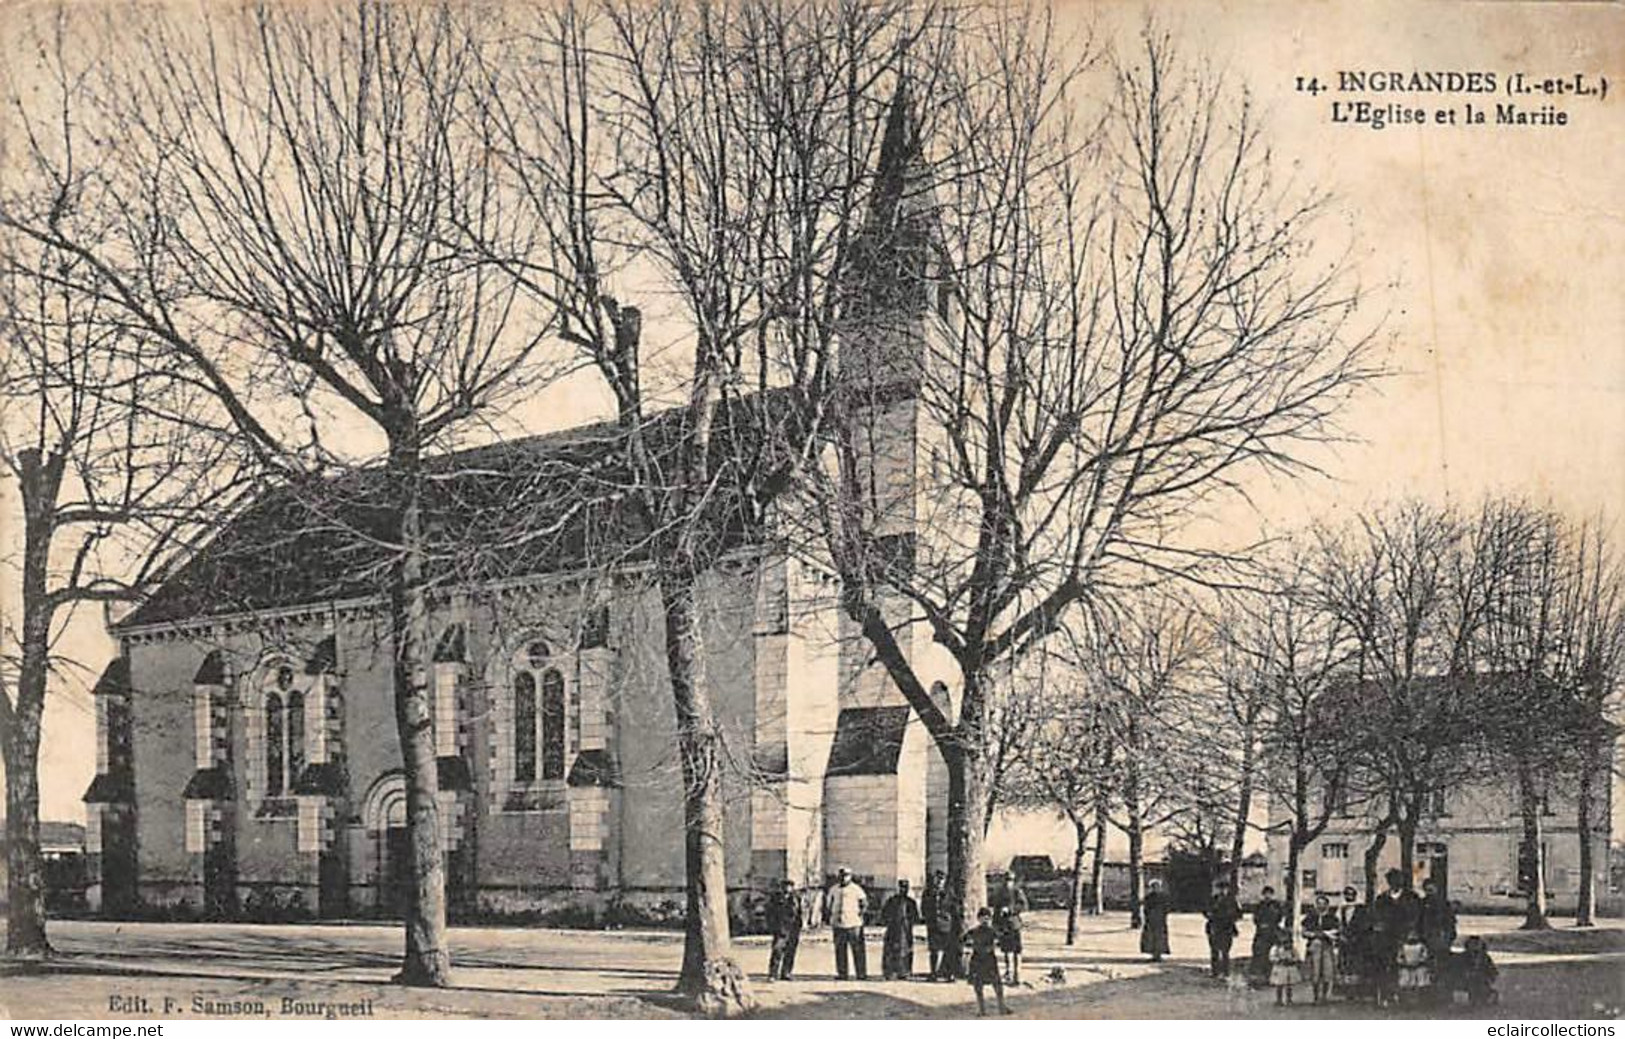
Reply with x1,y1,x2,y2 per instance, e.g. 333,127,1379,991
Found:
868,74,927,239
840,72,937,391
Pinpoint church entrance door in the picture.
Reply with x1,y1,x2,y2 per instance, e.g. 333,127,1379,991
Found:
382,826,410,918
362,772,411,919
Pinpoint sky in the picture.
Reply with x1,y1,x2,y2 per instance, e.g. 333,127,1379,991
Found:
2,0,1622,832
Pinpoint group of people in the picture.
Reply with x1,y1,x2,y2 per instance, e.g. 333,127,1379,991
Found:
768,865,1501,1014
1194,869,1499,1009
762,868,1030,1016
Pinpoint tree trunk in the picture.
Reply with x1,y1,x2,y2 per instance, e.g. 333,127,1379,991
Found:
1284,836,1303,944
1066,818,1088,945
1397,812,1418,890
1363,817,1391,902
1575,747,1597,927
1089,798,1108,916
1229,724,1255,889
1127,818,1145,929
5,447,60,958
385,430,450,987
4,700,50,958
663,570,753,1016
1517,762,1550,930
941,740,990,979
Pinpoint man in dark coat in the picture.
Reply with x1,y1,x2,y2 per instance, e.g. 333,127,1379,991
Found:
1204,880,1243,978
1370,868,1421,1007
1250,885,1286,984
1140,879,1171,962
881,879,922,980
766,878,803,981
921,870,951,980
1302,893,1342,1003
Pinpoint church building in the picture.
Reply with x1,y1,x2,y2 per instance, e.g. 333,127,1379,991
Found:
81,89,957,924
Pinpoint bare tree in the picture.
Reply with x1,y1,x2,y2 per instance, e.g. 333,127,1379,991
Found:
0,219,246,955
1474,506,1624,928
1005,649,1113,943
473,0,921,1012
1318,503,1486,894
1094,597,1206,927
802,19,1381,950
1551,520,1625,927
1233,552,1361,942
0,3,561,985
1219,622,1271,890
1472,503,1581,929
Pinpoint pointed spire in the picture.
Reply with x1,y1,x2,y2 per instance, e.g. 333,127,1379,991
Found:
869,70,926,235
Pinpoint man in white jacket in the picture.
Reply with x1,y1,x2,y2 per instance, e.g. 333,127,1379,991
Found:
825,867,869,980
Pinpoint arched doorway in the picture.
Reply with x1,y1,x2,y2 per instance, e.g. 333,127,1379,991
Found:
362,773,409,918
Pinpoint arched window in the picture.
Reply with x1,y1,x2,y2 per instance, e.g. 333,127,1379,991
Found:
514,672,537,783
541,669,566,780
255,660,303,802
287,690,306,789
265,693,285,797
506,638,570,789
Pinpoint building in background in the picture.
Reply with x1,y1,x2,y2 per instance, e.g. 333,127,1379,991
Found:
1265,774,1612,913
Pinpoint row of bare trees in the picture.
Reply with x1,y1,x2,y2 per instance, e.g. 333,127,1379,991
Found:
3,0,1384,1012
1006,499,1622,945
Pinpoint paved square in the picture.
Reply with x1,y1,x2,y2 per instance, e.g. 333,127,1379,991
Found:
1,912,1619,1019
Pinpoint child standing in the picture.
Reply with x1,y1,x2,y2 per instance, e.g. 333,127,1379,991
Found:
1269,934,1300,1006
1396,928,1433,1006
963,907,1012,1016
1460,936,1498,1007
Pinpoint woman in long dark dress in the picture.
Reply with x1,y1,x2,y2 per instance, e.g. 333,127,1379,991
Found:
881,880,921,980
1140,880,1171,962
1337,886,1373,998
1250,885,1286,984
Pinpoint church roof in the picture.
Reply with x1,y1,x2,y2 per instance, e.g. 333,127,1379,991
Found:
193,650,227,686
82,771,134,805
827,706,911,776
303,635,338,675
117,394,797,630
182,765,234,801
91,657,131,698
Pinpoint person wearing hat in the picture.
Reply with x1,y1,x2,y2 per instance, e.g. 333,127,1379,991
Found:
881,878,921,980
766,878,803,981
824,867,870,980
1371,868,1421,1007
1249,885,1286,984
1204,879,1243,978
1337,885,1374,998
921,870,952,980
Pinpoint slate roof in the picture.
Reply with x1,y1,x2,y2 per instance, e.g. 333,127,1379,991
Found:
182,766,234,800
82,772,134,805
118,395,799,629
304,635,337,675
436,756,474,792
292,761,347,797
567,749,621,788
0,821,88,851
193,650,227,685
91,658,131,697
827,706,911,776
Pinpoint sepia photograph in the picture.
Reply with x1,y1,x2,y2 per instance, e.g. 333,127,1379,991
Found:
0,0,1620,1024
